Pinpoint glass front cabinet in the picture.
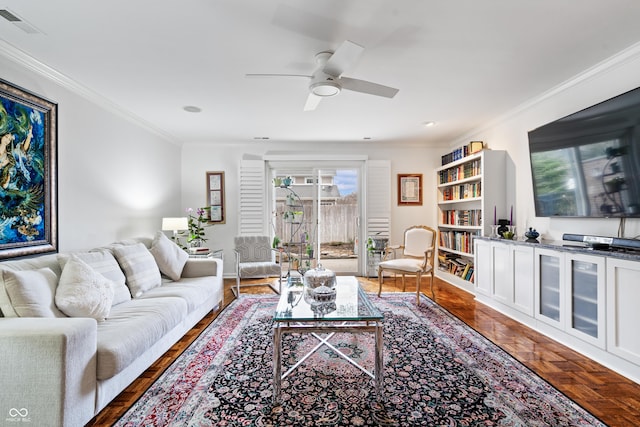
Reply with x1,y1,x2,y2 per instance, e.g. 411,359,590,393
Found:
534,248,605,349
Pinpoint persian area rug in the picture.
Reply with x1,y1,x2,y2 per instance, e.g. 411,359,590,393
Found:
115,293,604,426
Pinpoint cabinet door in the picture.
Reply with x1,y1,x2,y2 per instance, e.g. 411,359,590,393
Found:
607,258,640,365
534,248,564,329
512,245,534,316
565,253,605,348
474,238,492,296
491,242,512,304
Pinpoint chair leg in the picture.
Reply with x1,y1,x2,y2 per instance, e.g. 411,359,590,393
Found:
416,273,421,304
429,272,435,300
377,267,383,297
236,274,240,297
401,274,406,292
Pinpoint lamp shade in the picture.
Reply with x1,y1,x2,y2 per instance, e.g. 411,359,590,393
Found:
162,217,188,231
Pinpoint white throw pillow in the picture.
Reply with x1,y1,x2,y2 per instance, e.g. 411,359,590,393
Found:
55,255,114,321
148,231,189,281
113,243,162,297
58,250,131,306
3,268,66,318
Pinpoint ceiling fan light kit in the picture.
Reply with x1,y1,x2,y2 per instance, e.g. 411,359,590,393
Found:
247,40,398,110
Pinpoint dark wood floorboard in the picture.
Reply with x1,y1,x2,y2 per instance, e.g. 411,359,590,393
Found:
87,277,640,426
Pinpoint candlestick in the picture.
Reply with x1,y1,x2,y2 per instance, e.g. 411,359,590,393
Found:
510,206,513,225
494,206,496,225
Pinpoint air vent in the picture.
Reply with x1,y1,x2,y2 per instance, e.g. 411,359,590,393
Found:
0,9,42,34
0,9,20,21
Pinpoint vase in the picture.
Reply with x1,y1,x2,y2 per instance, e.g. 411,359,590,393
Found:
190,239,202,248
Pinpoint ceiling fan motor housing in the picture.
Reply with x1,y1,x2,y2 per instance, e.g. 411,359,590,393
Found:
309,72,341,97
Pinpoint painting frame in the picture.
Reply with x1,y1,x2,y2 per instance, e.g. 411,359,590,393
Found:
0,79,58,259
398,173,423,206
206,171,225,224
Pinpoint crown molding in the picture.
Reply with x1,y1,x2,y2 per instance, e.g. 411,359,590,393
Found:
0,40,180,146
453,40,640,145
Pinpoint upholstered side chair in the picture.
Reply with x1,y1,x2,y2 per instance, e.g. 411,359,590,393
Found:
234,235,282,297
377,225,436,302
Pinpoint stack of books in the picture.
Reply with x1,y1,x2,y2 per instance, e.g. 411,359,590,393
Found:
188,247,210,255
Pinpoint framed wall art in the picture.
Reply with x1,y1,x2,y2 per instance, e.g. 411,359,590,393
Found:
0,79,58,259
398,173,423,206
206,171,225,224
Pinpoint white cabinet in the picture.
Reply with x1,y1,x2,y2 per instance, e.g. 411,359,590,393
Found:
512,244,535,316
474,238,492,296
475,237,640,382
474,239,534,317
534,248,565,329
565,253,605,349
607,258,640,365
435,150,505,291
534,249,605,347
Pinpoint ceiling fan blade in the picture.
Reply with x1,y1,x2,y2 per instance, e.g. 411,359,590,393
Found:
304,93,322,111
322,40,364,77
339,76,399,98
245,73,311,79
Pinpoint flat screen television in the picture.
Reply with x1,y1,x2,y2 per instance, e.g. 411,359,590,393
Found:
528,87,640,218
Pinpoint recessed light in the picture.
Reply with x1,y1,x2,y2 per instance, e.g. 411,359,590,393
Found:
253,136,270,140
183,106,202,113
423,121,436,127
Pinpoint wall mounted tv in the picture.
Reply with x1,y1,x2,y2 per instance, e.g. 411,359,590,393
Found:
528,87,640,218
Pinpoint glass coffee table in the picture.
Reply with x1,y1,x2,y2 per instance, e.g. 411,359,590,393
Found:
272,276,384,403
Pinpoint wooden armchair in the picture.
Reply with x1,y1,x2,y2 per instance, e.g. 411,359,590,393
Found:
377,225,436,302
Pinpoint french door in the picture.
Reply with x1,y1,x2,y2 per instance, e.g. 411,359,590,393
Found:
268,161,362,275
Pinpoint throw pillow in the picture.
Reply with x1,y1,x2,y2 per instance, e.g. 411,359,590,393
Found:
113,243,162,298
55,255,114,321
58,250,131,306
148,231,189,281
3,268,66,317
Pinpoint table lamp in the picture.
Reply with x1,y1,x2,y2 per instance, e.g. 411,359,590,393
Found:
162,217,188,239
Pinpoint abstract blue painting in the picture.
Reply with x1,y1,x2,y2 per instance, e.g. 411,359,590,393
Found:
0,79,57,259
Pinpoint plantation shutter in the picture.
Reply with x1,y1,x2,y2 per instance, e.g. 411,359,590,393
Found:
238,159,267,235
366,160,390,239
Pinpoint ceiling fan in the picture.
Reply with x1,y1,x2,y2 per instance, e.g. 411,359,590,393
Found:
246,40,399,111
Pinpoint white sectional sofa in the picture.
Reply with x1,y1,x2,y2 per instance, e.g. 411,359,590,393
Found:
0,233,224,427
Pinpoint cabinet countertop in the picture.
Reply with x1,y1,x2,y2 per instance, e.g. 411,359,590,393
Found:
475,236,640,262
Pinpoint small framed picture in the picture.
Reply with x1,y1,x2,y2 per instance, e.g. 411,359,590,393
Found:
398,174,423,206
206,171,225,224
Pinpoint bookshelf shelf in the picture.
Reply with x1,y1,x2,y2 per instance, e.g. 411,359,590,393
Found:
435,149,506,292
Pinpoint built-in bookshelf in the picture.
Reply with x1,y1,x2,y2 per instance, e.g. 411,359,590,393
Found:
435,149,505,292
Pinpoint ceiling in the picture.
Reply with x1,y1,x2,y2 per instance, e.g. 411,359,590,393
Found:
2,0,640,146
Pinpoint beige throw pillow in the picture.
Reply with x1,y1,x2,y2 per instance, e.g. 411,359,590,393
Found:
148,231,189,281
58,250,131,306
3,268,66,317
113,243,162,297
55,255,114,321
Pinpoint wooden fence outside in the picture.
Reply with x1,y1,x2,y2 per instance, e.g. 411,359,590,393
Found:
275,203,358,244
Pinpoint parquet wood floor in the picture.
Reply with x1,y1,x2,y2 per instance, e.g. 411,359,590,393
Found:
87,277,640,426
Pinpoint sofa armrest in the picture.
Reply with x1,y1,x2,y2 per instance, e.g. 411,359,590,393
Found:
182,257,223,278
0,317,97,427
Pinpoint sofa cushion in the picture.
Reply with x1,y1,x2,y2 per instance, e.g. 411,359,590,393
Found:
113,243,162,298
148,231,189,281
3,268,66,318
139,276,216,311
58,250,131,306
55,255,114,321
96,296,187,379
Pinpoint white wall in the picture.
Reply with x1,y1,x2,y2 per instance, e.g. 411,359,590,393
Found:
454,43,640,242
0,55,182,252
181,141,444,275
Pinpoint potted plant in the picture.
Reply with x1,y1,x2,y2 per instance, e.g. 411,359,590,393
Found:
272,235,281,249
306,244,314,259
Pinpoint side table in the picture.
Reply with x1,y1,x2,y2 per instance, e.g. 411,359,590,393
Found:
189,248,224,261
